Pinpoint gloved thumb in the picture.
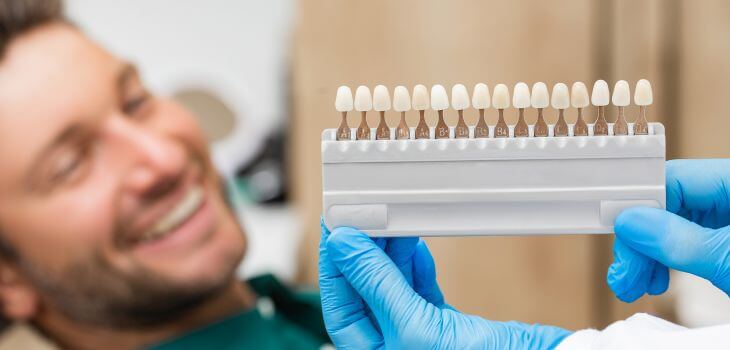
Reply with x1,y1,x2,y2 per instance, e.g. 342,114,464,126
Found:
615,207,730,294
326,227,436,329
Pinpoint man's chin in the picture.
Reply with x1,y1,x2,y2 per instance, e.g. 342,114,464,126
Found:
141,229,245,298
26,223,246,329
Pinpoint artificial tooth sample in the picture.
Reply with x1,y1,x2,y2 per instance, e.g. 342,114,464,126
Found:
472,83,490,138
335,86,353,140
591,80,610,135
451,84,471,138
512,82,531,137
571,82,590,136
492,83,510,138
551,83,570,136
373,85,391,140
354,85,372,140
393,86,411,140
431,84,450,139
633,79,652,135
412,84,431,139
531,82,550,137
611,80,630,135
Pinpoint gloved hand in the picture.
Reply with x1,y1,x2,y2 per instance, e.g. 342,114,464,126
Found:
319,221,571,349
608,159,730,302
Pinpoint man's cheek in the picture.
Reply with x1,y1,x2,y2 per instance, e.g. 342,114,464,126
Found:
29,192,118,265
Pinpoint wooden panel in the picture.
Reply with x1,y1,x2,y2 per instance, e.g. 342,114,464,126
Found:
677,0,730,158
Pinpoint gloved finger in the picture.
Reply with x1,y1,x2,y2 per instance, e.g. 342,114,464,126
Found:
318,221,383,348
383,237,419,286
412,240,448,309
368,237,388,332
607,238,655,302
490,320,573,350
615,207,730,294
327,227,435,330
666,159,730,228
647,263,670,295
373,237,387,251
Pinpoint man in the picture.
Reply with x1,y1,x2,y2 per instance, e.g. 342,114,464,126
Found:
0,1,327,349
320,159,730,349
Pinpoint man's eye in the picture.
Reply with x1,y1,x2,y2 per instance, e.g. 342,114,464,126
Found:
50,145,90,184
52,154,81,182
122,94,151,116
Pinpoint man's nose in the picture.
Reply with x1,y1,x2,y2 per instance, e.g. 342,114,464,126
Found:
107,117,188,199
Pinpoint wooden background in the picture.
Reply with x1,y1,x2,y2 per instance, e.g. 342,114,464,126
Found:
290,0,730,329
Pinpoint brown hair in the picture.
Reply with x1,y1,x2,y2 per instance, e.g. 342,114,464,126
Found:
0,0,64,59
0,1,65,329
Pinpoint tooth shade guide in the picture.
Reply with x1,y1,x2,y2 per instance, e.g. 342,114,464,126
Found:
514,108,529,137
533,108,549,137
474,108,489,138
356,111,371,140
593,107,609,135
336,111,351,140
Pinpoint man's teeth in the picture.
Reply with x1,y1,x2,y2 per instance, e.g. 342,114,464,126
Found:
141,186,204,243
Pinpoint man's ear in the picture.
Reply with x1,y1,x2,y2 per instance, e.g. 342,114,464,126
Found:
0,262,39,321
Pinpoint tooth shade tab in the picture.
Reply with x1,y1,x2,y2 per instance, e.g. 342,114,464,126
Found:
591,80,610,106
451,84,470,110
472,83,490,109
492,84,510,109
612,80,630,107
412,84,430,110
354,86,373,111
335,86,353,112
571,82,590,108
551,83,570,109
373,85,391,111
531,82,549,108
512,82,531,108
430,84,449,110
393,86,411,112
635,79,653,106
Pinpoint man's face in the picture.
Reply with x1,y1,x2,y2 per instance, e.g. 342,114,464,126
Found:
0,24,246,326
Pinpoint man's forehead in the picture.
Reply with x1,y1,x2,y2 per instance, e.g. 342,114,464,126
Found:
0,23,123,188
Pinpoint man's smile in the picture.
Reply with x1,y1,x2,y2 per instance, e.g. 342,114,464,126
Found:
139,184,205,244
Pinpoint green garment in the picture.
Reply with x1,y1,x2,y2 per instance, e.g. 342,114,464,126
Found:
147,275,330,350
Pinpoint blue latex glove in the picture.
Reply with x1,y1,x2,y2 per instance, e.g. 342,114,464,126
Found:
608,159,730,302
319,221,571,349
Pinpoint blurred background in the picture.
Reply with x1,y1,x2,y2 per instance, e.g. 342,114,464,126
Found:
67,0,730,331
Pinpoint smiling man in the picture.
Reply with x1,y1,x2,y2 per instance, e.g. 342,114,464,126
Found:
0,1,327,349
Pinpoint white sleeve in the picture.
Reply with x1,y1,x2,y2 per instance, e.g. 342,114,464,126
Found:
555,313,730,350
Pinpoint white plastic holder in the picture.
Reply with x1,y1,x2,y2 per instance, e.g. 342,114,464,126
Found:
322,123,665,237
